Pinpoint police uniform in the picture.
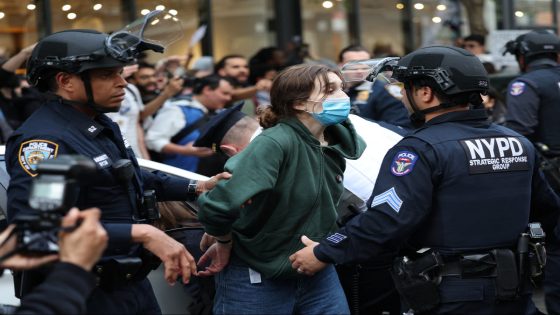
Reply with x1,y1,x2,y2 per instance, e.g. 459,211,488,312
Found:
351,80,412,130
503,30,560,314
313,109,560,314
6,98,197,314
505,59,560,151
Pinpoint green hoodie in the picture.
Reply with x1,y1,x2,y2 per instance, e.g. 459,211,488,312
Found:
198,117,365,279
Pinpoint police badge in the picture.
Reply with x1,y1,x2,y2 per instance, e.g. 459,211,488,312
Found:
18,140,59,176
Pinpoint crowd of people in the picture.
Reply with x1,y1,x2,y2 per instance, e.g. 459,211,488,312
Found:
1,11,560,315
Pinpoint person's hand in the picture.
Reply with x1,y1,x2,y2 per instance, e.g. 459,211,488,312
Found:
197,241,232,277
59,208,108,271
288,235,326,276
255,78,272,92
162,77,184,98
132,224,196,285
196,172,232,194
199,233,216,252
0,225,58,270
182,142,214,158
122,64,139,79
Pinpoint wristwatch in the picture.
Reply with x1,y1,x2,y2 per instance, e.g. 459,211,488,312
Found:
187,180,198,195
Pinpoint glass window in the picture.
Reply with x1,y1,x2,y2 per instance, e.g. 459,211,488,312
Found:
50,1,125,34
0,2,38,62
136,0,199,63
359,1,405,57
513,0,553,28
407,0,465,49
301,0,350,63
212,0,274,60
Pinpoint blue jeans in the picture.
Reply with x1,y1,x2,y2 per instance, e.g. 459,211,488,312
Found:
213,263,350,315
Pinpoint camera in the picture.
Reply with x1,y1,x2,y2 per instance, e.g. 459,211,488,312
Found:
14,155,97,254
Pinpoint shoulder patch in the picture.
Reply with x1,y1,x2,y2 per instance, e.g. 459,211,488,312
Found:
509,82,526,96
18,140,59,176
356,90,370,102
385,83,403,100
391,151,418,176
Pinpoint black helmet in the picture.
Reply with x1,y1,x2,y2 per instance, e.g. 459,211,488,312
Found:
392,45,489,95
27,10,183,92
27,30,134,91
503,30,560,58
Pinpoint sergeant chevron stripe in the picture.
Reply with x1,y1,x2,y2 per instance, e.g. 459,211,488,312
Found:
370,187,403,213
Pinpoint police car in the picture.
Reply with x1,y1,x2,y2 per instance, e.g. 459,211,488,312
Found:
0,145,203,313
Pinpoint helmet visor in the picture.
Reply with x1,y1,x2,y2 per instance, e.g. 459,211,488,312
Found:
340,57,400,83
106,10,184,61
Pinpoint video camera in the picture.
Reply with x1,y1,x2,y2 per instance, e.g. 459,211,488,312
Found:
13,155,97,254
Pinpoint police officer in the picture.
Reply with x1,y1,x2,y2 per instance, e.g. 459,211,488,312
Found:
503,30,560,151
6,18,226,315
503,30,560,314
289,45,560,314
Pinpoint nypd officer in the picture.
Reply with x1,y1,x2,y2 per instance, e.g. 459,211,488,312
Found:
289,45,560,314
504,30,560,314
503,30,560,152
6,16,226,315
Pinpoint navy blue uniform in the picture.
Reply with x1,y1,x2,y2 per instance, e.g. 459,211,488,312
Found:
505,59,560,152
505,59,560,314
6,99,196,314
314,109,560,314
350,80,412,130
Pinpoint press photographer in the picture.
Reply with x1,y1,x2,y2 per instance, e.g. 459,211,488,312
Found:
0,208,108,315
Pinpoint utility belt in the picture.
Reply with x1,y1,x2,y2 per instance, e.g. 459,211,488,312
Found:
391,223,547,313
93,249,161,290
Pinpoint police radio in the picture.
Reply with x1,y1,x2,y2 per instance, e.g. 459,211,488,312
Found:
13,155,97,254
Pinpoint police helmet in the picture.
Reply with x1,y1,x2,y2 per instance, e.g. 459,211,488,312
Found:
392,45,489,96
503,30,560,58
27,10,183,92
27,30,135,91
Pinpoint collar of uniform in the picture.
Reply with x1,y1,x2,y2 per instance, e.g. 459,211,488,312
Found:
423,109,489,127
49,100,104,138
527,59,558,72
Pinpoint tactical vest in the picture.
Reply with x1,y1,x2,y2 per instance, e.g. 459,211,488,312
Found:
407,122,535,254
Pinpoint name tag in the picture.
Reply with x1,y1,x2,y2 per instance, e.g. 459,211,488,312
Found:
93,154,112,169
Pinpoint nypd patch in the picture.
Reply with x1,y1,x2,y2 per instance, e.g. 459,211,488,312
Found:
391,151,418,176
18,140,59,176
460,137,529,174
510,82,525,96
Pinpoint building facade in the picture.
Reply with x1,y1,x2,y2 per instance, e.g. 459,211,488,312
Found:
0,0,557,65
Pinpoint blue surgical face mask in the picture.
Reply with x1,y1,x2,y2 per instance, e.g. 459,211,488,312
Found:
311,97,351,126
